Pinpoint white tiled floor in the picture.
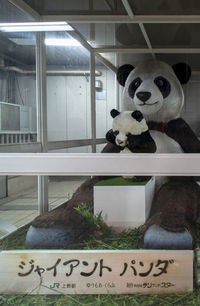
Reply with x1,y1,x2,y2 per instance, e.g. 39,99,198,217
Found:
0,177,85,239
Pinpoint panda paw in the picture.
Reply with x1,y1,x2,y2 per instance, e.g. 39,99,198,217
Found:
25,225,75,248
105,129,124,151
143,224,193,250
105,129,116,145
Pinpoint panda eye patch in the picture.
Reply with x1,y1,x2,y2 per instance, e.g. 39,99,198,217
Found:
154,76,171,98
128,77,142,98
113,130,119,136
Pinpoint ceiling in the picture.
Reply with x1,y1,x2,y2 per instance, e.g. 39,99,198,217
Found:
1,0,200,71
23,0,126,15
23,0,200,16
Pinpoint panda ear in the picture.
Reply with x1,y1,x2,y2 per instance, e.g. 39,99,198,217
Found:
117,64,135,86
172,63,191,84
110,109,120,118
131,110,143,122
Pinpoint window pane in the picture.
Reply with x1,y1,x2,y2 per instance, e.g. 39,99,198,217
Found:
46,31,91,142
23,0,126,15
73,23,147,48
129,0,200,15
0,0,34,23
48,176,87,211
146,24,200,48
0,1,37,151
50,146,92,153
0,175,38,239
95,58,116,139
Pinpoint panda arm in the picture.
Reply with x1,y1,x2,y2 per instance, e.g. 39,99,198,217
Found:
127,131,157,153
165,118,200,153
101,129,122,153
105,129,116,145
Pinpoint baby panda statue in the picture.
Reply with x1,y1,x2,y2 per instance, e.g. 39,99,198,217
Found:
106,108,156,154
106,109,156,180
26,60,200,250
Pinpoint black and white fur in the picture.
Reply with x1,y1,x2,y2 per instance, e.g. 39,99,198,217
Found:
108,109,152,179
118,61,191,158
109,109,148,150
116,60,200,250
106,108,156,155
120,61,190,122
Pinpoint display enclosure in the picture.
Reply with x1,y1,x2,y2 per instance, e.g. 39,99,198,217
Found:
0,0,200,299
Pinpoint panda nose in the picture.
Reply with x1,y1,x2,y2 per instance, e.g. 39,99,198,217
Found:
136,91,151,102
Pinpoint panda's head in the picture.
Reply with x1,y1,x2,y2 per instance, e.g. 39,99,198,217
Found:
117,61,191,122
110,109,148,147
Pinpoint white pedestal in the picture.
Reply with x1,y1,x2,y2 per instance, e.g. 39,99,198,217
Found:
94,177,155,232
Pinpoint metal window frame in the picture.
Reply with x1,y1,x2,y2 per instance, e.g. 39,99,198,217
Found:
3,0,119,215
36,32,48,213
9,0,200,61
41,15,200,24
4,0,200,217
0,153,200,176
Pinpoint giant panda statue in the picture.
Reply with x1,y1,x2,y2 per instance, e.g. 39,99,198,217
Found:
26,60,200,250
103,60,200,249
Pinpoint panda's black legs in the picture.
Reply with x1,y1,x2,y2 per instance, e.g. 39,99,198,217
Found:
26,177,100,248
143,178,200,249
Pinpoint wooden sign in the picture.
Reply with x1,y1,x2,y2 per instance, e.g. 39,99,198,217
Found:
0,250,193,295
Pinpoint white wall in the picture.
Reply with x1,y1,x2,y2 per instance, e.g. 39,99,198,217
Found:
96,68,116,138
15,75,37,131
47,76,68,141
47,68,116,142
65,76,91,140
11,68,116,147
47,75,91,141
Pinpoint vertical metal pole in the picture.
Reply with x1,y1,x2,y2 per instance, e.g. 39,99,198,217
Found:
36,32,48,152
38,175,48,214
36,32,49,214
90,52,96,153
115,53,120,110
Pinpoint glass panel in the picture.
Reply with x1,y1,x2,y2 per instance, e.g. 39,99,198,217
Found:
48,176,88,211
156,53,200,72
146,24,200,48
100,53,153,67
129,0,200,15
24,0,126,15
46,31,91,142
67,146,92,153
50,146,92,153
73,23,147,48
0,30,37,148
95,58,116,139
183,80,200,137
0,175,38,239
96,143,107,153
0,0,34,23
